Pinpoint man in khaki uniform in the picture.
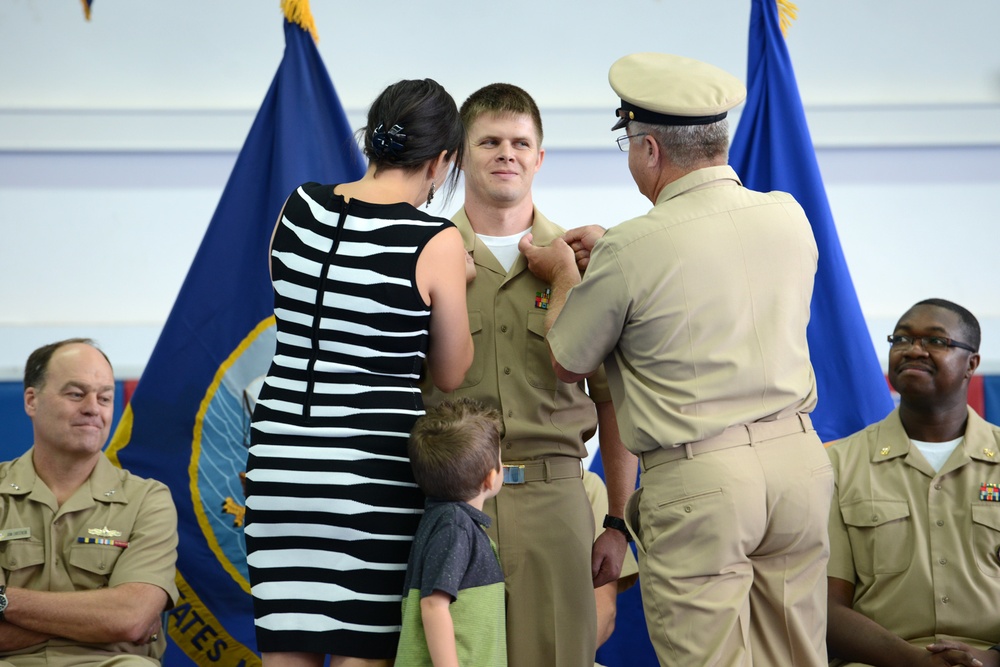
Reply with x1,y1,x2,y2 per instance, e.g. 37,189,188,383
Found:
0,339,178,665
421,83,631,667
519,53,831,666
827,299,1000,667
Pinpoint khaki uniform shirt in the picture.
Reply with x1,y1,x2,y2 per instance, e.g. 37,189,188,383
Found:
0,451,179,662
827,407,1000,650
421,206,610,459
548,165,818,454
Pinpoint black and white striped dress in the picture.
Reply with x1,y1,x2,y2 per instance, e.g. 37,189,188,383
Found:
244,182,452,657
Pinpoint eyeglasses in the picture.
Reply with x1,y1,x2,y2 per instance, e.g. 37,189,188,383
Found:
616,133,649,151
887,334,976,353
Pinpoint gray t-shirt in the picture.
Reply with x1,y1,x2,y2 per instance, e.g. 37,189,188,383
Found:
397,500,507,666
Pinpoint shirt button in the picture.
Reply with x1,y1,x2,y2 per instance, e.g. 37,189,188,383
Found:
939,558,948,565
934,484,943,490
941,596,950,604
684,505,692,513
507,410,513,418
871,515,879,523
936,520,944,526
503,367,511,375
500,325,508,333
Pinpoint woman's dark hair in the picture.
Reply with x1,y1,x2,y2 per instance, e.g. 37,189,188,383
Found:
361,79,465,199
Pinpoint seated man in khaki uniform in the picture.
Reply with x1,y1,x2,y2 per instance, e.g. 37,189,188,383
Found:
0,339,179,666
827,299,1000,667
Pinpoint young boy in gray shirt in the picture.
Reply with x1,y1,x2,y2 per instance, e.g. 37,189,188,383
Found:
398,398,507,667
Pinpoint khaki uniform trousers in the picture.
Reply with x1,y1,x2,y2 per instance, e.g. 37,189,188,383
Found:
484,464,597,667
0,648,158,666
626,417,833,667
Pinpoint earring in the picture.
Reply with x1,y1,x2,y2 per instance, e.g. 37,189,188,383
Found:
426,183,435,208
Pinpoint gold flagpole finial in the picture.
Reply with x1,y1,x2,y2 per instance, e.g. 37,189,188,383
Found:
776,0,798,37
281,0,320,42
81,0,93,21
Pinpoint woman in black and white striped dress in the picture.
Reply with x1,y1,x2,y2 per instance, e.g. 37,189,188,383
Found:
244,79,473,667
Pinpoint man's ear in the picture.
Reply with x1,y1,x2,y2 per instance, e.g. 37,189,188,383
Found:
966,352,981,379
644,134,660,168
24,387,37,418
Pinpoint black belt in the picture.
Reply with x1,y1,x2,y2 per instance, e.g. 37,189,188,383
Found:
640,413,813,473
502,456,584,485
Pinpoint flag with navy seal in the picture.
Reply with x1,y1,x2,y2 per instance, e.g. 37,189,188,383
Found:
106,4,365,664
729,0,894,442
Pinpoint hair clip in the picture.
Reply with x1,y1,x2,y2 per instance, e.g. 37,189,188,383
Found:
372,123,407,158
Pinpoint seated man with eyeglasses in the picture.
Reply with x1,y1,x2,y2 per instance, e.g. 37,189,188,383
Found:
826,298,1000,667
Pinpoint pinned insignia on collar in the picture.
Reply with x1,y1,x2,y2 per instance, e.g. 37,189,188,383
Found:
980,483,1000,502
880,447,891,456
535,288,551,310
984,449,996,459
8,483,18,491
104,489,116,497
88,526,122,538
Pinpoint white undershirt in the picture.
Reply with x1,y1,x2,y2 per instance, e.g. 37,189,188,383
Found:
911,436,963,473
477,227,532,273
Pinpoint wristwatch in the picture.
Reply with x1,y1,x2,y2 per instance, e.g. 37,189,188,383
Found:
603,515,633,543
0,585,8,621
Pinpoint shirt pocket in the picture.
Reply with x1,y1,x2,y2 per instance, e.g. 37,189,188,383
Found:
459,311,485,389
840,499,912,575
525,310,556,391
970,503,1000,578
0,540,46,587
68,543,123,589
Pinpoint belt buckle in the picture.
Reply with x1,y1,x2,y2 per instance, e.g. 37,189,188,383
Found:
503,465,525,485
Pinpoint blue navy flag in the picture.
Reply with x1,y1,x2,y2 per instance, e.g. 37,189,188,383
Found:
107,14,365,666
729,0,894,443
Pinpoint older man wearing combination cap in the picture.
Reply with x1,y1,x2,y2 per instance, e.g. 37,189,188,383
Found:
519,53,832,666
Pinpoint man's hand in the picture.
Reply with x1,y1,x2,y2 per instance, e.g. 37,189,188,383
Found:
517,233,578,284
925,640,997,667
592,529,627,589
563,225,607,273
142,615,162,646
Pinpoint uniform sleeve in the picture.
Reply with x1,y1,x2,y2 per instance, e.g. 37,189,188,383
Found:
548,240,630,376
109,479,180,606
826,445,856,584
586,366,612,404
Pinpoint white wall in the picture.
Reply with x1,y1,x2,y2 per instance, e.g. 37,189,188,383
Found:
2,1,999,378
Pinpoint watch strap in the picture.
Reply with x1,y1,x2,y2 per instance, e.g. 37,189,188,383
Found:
603,514,633,542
